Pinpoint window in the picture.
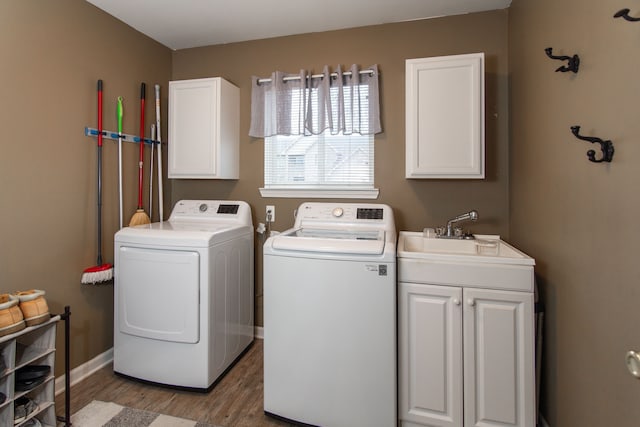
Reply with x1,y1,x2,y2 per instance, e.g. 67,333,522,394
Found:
265,83,374,186
265,131,374,189
250,65,381,198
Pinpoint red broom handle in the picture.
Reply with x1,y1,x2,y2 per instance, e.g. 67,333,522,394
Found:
138,83,145,208
97,81,103,147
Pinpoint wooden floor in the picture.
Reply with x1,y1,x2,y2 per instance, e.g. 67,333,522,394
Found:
55,339,293,427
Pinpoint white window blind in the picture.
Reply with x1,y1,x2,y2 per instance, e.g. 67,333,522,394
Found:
264,84,373,190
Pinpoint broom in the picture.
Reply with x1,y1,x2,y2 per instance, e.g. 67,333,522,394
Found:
129,82,151,226
82,80,113,284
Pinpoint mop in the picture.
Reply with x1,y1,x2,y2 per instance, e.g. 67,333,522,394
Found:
81,80,113,284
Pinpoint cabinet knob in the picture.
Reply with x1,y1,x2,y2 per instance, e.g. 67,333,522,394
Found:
452,298,461,306
467,298,475,306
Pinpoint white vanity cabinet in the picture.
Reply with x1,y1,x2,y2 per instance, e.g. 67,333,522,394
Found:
168,77,239,179
399,283,534,427
397,231,536,427
405,53,485,179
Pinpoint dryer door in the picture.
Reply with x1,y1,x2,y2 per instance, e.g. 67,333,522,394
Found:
117,246,200,343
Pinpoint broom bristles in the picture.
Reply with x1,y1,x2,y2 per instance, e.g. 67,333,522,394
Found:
129,209,151,226
81,263,113,285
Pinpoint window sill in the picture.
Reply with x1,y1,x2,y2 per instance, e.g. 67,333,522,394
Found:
259,188,379,199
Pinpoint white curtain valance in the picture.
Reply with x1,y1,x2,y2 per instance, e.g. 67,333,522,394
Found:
249,64,381,138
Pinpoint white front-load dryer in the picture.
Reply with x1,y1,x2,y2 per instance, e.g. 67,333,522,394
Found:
114,200,254,391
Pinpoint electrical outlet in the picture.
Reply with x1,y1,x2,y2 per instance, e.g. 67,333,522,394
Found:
266,205,275,222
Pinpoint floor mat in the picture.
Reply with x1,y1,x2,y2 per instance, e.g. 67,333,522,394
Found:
71,400,219,427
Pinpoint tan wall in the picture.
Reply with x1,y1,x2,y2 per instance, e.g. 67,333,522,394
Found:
509,0,640,425
171,10,510,326
0,0,172,375
4,2,636,423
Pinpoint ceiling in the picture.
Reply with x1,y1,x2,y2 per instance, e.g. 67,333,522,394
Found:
86,0,511,50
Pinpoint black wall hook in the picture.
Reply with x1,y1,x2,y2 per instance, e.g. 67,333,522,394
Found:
614,8,640,22
570,126,614,163
545,47,580,73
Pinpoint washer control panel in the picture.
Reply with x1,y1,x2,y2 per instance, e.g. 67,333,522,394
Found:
294,203,393,230
356,208,384,220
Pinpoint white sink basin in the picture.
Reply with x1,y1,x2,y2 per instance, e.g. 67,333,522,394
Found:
399,232,533,263
397,231,535,291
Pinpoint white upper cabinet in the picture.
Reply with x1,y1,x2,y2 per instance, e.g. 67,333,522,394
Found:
168,77,239,179
405,53,485,179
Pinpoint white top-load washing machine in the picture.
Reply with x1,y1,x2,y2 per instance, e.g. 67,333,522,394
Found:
114,200,254,391
263,202,397,427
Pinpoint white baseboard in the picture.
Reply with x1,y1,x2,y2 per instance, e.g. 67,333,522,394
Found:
55,347,113,396
55,329,265,395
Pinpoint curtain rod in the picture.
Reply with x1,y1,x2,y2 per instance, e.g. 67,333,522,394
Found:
257,69,375,84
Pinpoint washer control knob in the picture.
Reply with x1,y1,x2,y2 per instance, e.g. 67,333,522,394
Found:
332,207,344,218
199,203,208,212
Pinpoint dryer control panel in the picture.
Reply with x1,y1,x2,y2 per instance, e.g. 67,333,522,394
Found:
169,200,252,225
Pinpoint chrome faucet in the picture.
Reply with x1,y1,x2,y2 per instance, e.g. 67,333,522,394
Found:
438,210,478,239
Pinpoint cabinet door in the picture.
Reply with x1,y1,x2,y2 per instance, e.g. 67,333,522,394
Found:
399,282,462,427
405,53,484,179
463,288,535,427
168,78,219,178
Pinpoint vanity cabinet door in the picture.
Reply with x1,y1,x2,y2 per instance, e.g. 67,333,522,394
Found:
405,53,484,179
399,282,463,427
463,288,535,427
